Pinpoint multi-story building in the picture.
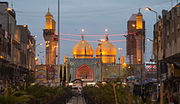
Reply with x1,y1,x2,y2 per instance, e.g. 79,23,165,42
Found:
0,2,17,85
153,3,180,95
0,2,15,62
15,25,36,70
0,2,36,87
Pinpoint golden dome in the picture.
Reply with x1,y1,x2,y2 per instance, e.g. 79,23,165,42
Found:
72,29,94,59
96,29,117,63
73,40,94,58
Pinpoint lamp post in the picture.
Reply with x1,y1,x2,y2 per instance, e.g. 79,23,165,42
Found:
146,7,158,22
118,48,122,77
146,7,160,100
147,38,154,60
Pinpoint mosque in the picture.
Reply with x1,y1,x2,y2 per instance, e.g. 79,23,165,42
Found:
66,28,125,84
35,9,126,85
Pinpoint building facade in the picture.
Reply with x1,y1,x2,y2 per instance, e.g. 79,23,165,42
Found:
153,3,180,95
66,29,128,85
0,2,36,87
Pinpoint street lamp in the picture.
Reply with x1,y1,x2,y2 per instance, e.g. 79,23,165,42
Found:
36,43,42,47
118,48,122,77
146,7,160,100
35,57,38,61
146,7,158,22
33,35,38,38
147,38,153,42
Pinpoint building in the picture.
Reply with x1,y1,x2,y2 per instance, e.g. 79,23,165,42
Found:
0,2,15,62
153,3,180,95
67,29,128,85
127,10,145,64
0,2,18,86
0,2,36,87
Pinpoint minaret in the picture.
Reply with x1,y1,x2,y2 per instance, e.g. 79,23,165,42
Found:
127,9,145,64
43,9,58,65
135,9,145,64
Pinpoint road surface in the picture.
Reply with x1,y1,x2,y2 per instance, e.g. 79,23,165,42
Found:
66,95,86,104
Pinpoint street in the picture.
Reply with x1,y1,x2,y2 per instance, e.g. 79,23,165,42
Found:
66,95,86,104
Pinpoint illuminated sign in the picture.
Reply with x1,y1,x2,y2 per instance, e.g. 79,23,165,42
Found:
146,65,157,71
145,62,157,72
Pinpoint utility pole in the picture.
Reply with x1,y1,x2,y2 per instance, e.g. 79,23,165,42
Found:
57,0,61,85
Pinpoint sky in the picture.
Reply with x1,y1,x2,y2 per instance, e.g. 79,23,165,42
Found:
3,0,178,64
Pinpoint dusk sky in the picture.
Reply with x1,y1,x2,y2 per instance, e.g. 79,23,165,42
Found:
5,0,177,64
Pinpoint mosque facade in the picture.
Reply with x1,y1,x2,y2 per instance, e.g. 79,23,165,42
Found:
67,29,124,83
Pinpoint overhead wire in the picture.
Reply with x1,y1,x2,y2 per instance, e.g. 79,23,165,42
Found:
57,32,135,42
60,38,127,43
58,32,135,42
59,33,134,37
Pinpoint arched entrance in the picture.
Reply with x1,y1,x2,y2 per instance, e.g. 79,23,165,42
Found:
76,64,93,80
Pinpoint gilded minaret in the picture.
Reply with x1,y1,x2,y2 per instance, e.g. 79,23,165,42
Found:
135,9,145,64
43,8,58,65
127,9,145,64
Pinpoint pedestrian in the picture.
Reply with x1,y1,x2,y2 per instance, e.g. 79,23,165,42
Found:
0,87,4,95
170,95,175,103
